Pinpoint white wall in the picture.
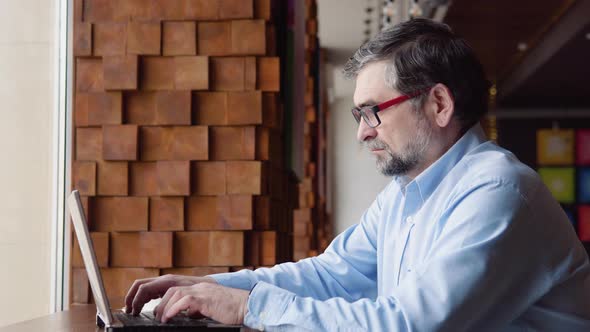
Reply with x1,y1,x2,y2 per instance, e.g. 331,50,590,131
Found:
0,0,57,326
326,65,391,235
318,1,391,235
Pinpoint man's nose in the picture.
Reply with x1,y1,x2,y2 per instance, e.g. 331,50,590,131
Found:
356,117,378,142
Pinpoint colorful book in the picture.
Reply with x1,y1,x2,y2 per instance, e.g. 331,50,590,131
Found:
578,167,590,203
538,167,575,204
537,129,575,165
577,205,590,241
576,129,590,165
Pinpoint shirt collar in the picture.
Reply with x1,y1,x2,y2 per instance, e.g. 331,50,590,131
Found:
394,123,488,203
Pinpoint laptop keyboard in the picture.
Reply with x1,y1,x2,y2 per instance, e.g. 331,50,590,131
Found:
114,311,214,327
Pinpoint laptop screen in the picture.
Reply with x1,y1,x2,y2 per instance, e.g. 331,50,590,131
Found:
68,190,114,326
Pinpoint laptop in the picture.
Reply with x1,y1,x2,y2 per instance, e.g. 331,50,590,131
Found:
68,190,246,331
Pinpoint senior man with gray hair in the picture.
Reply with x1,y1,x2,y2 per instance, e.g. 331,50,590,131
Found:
124,19,590,331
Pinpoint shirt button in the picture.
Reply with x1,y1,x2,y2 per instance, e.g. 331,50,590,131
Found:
406,216,413,224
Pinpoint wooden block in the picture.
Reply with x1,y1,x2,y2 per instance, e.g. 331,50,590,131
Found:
76,58,103,92
266,24,276,55
102,125,138,160
209,231,244,266
163,21,197,56
293,219,309,236
76,128,102,161
306,19,317,35
254,196,275,230
175,56,209,90
174,232,210,266
127,21,161,55
170,126,209,160
231,20,265,55
110,232,173,268
254,0,271,20
193,92,228,125
157,161,190,196
122,0,155,20
75,94,89,127
141,57,175,90
129,162,158,196
72,232,109,268
74,0,83,22
227,91,262,125
211,57,255,91
93,23,126,56
210,126,255,160
262,93,281,129
72,268,90,304
74,22,92,56
154,0,186,19
186,196,219,230
217,195,253,230
226,161,264,194
73,161,96,196
101,268,159,308
197,22,231,56
96,161,128,196
246,231,260,266
219,0,253,19
155,91,191,125
150,197,184,231
161,267,230,276
125,91,157,125
293,235,311,252
76,92,123,126
79,196,91,225
260,231,276,266
256,127,270,160
92,197,148,231
185,0,220,20
257,57,280,91
191,162,226,195
103,55,138,90
294,208,311,223
139,127,172,160
245,57,257,90
83,0,129,22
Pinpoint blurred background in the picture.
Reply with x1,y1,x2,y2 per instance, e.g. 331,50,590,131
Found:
1,0,589,327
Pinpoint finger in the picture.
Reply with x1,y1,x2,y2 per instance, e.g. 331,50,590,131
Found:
157,287,183,322
124,277,156,313
154,286,179,321
162,295,201,324
131,278,173,315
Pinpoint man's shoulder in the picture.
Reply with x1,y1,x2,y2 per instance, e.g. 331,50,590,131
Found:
451,142,541,196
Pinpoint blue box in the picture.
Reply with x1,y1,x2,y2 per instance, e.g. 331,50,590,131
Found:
578,168,590,203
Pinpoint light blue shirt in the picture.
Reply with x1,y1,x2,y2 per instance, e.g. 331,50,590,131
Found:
210,124,590,331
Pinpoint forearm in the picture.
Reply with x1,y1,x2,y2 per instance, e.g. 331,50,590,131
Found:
211,238,377,302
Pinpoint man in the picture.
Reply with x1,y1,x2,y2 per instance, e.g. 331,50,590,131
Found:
124,19,590,331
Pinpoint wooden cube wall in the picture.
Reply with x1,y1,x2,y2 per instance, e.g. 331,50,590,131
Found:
71,0,293,307
292,0,332,261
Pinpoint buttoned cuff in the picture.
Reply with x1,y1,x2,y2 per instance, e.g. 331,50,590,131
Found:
207,270,255,291
244,281,295,331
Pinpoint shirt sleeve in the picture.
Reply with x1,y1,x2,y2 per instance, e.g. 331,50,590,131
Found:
242,180,578,331
209,187,385,302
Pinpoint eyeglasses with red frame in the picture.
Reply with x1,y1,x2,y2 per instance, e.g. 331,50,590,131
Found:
351,88,430,128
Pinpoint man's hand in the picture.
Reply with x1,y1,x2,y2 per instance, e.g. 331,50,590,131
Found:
124,274,217,315
155,283,249,325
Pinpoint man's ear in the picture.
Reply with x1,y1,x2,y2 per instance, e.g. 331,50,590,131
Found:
428,83,455,128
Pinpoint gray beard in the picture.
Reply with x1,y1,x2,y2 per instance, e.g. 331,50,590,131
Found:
363,118,432,177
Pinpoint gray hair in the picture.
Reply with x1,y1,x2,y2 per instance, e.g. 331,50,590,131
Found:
344,19,490,130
